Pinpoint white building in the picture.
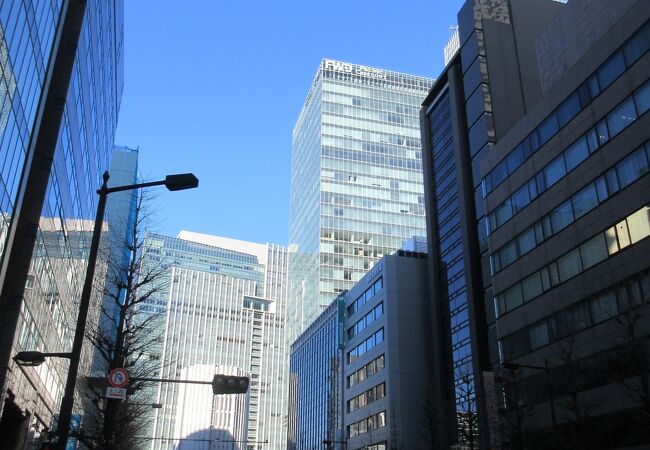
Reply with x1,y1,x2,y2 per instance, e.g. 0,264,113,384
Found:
144,232,288,450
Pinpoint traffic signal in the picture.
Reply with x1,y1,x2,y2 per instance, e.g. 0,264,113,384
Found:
212,375,249,394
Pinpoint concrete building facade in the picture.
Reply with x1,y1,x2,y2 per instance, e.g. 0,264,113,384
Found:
143,232,288,450
287,250,432,450
481,0,650,447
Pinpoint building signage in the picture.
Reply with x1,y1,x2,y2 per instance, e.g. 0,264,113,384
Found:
105,387,127,401
323,59,386,80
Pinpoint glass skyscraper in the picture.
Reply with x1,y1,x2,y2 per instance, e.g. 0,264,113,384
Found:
288,59,433,342
0,1,123,445
143,232,288,450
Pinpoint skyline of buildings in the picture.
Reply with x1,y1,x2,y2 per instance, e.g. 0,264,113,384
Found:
288,58,434,344
0,0,648,449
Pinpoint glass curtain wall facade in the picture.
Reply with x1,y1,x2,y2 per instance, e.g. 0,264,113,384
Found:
0,0,123,442
143,233,288,450
288,59,433,343
287,298,342,450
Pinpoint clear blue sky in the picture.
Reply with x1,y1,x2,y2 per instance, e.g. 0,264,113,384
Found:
114,0,465,246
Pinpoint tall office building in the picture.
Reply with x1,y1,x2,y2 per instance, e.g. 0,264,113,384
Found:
144,232,288,450
92,145,139,376
420,0,565,447
482,0,650,447
288,59,433,343
0,1,123,446
422,0,650,448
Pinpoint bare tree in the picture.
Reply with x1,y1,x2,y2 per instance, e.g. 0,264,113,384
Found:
610,307,650,443
80,190,169,449
455,370,479,450
550,336,607,450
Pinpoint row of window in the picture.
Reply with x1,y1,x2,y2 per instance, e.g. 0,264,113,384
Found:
348,302,384,339
496,205,650,316
347,410,386,438
348,382,386,412
348,277,383,315
501,269,650,360
348,354,385,388
482,20,650,195
490,141,650,273
348,328,384,363
487,80,650,233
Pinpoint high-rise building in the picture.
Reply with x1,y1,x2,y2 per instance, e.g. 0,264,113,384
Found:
288,249,432,450
144,232,288,450
421,0,650,448
420,0,565,447
288,59,433,343
482,0,650,447
0,1,123,446
92,145,139,376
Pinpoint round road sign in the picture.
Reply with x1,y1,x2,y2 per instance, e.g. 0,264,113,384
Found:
108,368,129,388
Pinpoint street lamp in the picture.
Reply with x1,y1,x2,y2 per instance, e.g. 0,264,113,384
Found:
502,360,557,428
13,351,71,367
50,170,198,450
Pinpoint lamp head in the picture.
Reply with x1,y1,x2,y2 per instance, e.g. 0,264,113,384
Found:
13,351,46,367
164,173,199,191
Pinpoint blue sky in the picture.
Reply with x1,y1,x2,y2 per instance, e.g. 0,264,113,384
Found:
115,0,465,245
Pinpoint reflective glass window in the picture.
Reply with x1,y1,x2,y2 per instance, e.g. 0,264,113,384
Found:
617,148,649,188
529,321,549,349
627,207,650,243
517,227,536,256
557,249,582,282
564,137,589,171
623,21,650,64
597,51,626,89
550,200,574,232
539,113,559,144
572,184,598,219
634,81,650,115
543,155,566,188
607,98,637,136
580,233,608,269
557,93,580,127
590,291,618,323
522,272,542,301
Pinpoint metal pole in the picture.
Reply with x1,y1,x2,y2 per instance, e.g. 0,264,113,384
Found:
53,171,109,450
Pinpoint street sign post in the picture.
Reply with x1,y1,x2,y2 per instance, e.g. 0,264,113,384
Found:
108,368,129,388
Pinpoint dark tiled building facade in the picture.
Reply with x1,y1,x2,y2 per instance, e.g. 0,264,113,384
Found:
422,0,650,448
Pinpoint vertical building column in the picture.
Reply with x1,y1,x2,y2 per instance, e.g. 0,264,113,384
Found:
448,63,493,450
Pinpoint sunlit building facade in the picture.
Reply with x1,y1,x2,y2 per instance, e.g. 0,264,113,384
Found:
0,1,123,446
288,59,433,343
144,232,288,450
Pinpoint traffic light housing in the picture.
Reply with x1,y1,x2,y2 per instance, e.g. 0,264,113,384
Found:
212,375,249,395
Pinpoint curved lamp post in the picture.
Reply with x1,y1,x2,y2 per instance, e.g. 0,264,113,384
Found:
38,171,199,450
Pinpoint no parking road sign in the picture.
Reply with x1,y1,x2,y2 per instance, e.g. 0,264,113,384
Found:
108,368,129,388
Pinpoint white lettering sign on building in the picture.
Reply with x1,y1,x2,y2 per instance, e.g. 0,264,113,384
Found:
323,59,386,80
